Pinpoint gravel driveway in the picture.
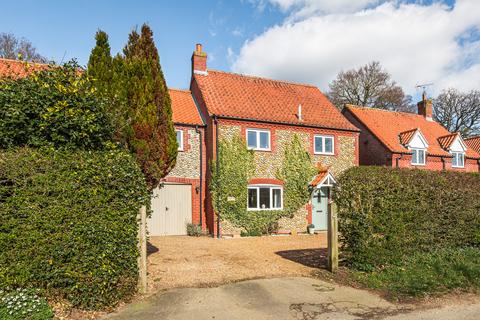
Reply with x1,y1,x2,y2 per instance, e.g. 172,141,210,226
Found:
147,234,327,292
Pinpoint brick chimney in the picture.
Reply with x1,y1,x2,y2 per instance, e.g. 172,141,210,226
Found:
191,43,207,75
417,92,433,121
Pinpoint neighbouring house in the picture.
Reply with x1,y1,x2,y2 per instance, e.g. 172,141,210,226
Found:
0,58,48,78
466,136,480,155
342,94,480,172
187,44,359,237
147,89,207,236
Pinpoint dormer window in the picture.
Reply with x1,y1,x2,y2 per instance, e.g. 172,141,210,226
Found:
411,148,426,165
452,152,465,168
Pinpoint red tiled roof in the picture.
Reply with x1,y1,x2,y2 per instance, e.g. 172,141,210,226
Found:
466,136,480,154
0,58,49,78
193,70,358,131
345,105,480,159
169,89,204,126
399,129,418,145
310,170,328,187
438,133,460,150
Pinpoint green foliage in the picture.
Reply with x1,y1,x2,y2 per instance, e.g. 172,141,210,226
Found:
0,288,53,320
87,24,177,188
334,166,480,271
0,148,149,309
276,134,317,216
211,134,316,235
186,223,203,237
354,247,480,297
211,136,255,229
87,30,113,97
0,61,113,150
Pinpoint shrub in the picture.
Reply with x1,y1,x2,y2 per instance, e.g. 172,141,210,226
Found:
335,166,480,271
0,61,113,150
186,223,203,237
0,288,53,320
0,148,149,309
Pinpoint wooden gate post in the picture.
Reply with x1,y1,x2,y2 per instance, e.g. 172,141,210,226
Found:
138,205,147,294
327,200,339,273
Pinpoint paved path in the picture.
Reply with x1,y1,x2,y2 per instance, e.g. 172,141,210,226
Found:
104,277,480,320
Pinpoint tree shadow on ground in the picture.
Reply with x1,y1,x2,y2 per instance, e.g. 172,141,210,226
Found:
147,241,159,256
275,248,328,269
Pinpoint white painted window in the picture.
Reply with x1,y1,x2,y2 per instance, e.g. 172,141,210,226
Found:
314,135,334,155
176,130,183,151
411,148,426,165
246,129,271,151
247,185,283,210
452,152,465,168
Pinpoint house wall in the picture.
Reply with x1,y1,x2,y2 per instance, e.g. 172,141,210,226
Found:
343,109,391,166
216,118,358,235
392,153,480,172
163,124,207,229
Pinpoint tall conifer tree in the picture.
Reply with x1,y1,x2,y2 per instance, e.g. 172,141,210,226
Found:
87,30,113,95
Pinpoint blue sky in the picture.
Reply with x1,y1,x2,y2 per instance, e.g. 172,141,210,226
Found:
1,0,478,97
0,0,284,89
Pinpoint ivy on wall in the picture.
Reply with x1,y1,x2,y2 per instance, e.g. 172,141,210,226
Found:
211,134,317,235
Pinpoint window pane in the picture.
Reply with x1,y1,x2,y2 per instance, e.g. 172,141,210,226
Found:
247,131,257,148
176,131,182,149
459,154,464,167
259,188,270,209
325,137,333,153
452,153,458,166
315,136,323,153
259,131,269,149
419,150,425,164
248,188,257,209
272,189,282,208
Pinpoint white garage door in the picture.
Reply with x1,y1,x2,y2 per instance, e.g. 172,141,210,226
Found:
148,183,192,236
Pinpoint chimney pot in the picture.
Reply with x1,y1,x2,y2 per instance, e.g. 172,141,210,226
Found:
192,43,207,75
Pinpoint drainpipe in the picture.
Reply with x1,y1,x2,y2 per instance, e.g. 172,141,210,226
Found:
395,153,404,168
441,157,446,170
214,115,221,239
195,125,203,229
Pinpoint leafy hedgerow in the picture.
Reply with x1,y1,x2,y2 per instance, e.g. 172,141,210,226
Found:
0,148,149,310
334,166,480,271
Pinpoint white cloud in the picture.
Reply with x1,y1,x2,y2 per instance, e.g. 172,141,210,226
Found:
233,0,480,96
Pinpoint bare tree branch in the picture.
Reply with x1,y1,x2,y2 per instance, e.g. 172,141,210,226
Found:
328,61,414,112
0,32,47,62
434,88,480,137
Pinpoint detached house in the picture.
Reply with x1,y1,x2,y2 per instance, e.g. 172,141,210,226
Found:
342,95,480,171
187,44,359,237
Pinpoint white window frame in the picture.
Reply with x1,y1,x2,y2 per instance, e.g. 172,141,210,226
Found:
246,129,271,151
411,148,426,166
313,135,334,155
247,185,283,211
451,152,465,168
176,129,184,151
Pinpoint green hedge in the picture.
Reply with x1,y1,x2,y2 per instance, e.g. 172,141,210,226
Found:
335,166,480,271
0,148,148,309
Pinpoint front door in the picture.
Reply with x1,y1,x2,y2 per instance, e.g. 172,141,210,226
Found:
311,187,329,230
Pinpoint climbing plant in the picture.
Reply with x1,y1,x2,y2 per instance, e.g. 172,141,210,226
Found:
211,134,317,235
276,134,318,216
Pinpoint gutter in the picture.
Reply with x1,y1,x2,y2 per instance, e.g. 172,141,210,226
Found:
195,125,203,229
214,115,221,239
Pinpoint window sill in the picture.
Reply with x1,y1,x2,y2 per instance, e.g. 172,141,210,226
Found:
411,163,426,166
247,208,283,211
248,148,271,152
314,152,335,156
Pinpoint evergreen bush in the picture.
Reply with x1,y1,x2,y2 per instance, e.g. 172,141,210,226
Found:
0,148,149,309
335,166,480,271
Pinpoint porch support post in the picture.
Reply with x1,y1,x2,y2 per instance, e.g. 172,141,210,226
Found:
138,205,147,294
327,193,338,273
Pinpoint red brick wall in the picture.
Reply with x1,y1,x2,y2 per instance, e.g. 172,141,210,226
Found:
343,109,391,166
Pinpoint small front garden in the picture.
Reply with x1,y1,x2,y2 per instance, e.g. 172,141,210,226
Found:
334,166,480,299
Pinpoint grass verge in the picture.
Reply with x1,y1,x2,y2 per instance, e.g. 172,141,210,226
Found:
352,247,480,298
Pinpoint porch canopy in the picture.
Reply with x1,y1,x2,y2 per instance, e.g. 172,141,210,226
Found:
310,170,336,188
